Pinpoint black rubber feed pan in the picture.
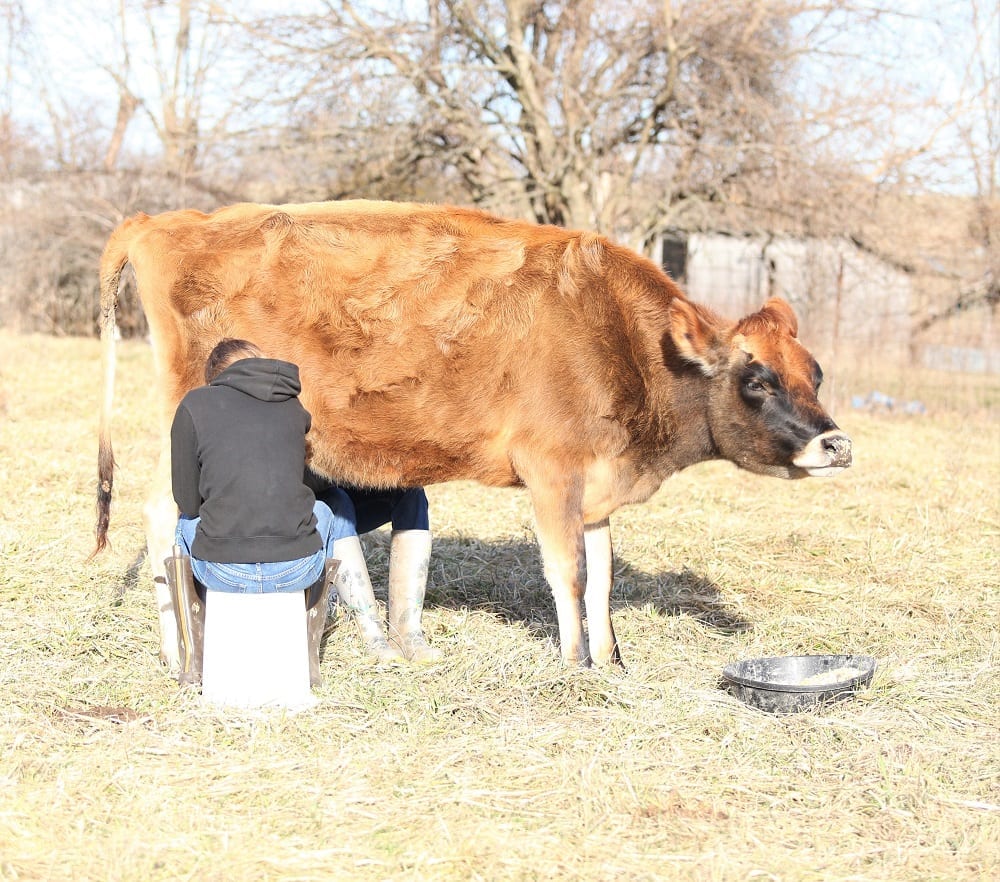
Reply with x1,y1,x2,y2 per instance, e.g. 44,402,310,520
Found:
722,654,876,714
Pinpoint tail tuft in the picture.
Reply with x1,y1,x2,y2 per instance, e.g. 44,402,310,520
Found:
92,436,116,557
92,221,131,559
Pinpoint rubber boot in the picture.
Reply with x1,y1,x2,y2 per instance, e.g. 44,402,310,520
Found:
332,536,404,662
305,558,340,687
387,529,443,663
163,544,205,686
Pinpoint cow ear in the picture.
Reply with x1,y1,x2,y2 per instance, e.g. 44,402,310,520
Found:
666,298,724,375
760,297,798,337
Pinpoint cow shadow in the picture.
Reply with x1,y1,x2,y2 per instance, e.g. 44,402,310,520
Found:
361,532,752,645
111,533,751,645
110,547,148,604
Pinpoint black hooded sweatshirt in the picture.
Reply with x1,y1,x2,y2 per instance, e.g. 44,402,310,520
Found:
170,357,322,564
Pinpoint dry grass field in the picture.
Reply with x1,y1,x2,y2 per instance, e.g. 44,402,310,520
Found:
1,329,997,881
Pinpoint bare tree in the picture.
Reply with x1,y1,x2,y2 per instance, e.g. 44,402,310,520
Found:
92,0,260,191
1,0,995,354
0,0,249,334
99,0,197,179
928,0,999,331
102,0,140,173
0,1,34,178
807,0,999,350
241,0,820,242
0,0,110,171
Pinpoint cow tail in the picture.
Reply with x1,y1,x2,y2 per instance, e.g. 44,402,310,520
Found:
92,226,131,556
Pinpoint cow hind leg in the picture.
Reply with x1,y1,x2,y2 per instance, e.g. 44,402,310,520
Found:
145,448,180,671
584,519,623,668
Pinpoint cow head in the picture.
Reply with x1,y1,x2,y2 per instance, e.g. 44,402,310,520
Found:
667,296,852,478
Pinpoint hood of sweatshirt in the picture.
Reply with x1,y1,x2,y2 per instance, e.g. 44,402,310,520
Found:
210,357,302,402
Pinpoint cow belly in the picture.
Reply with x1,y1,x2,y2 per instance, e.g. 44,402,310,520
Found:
297,355,529,488
308,429,521,489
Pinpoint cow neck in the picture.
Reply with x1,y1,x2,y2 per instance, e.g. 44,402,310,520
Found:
657,330,723,472
622,316,719,476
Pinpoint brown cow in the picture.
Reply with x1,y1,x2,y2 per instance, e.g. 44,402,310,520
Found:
93,200,851,668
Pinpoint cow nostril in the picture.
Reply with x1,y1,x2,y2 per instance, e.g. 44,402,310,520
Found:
821,433,852,463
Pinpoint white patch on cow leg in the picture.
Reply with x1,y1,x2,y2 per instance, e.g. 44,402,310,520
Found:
548,569,588,667
144,451,179,671
583,519,620,666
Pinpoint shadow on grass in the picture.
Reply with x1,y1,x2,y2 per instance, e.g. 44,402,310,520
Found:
111,534,752,645
111,547,148,605
365,534,753,645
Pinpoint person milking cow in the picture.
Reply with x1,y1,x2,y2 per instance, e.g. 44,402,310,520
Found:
165,338,441,705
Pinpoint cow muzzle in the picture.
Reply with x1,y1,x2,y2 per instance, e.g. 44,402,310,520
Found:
792,430,853,476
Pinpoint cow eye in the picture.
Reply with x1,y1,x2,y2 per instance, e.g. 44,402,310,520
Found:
741,364,778,400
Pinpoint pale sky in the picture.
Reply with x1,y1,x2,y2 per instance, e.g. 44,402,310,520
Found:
6,0,997,194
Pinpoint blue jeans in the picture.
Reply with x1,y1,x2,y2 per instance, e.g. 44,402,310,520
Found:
175,494,357,594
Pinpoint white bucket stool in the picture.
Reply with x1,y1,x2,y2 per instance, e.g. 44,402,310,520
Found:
201,589,316,710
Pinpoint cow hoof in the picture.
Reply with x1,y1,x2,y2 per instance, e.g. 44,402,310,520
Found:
160,652,182,677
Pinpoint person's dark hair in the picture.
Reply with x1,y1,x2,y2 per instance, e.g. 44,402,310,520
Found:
204,339,263,383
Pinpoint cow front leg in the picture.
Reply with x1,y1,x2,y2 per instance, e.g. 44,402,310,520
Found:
523,473,589,667
584,519,623,667
144,445,180,671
